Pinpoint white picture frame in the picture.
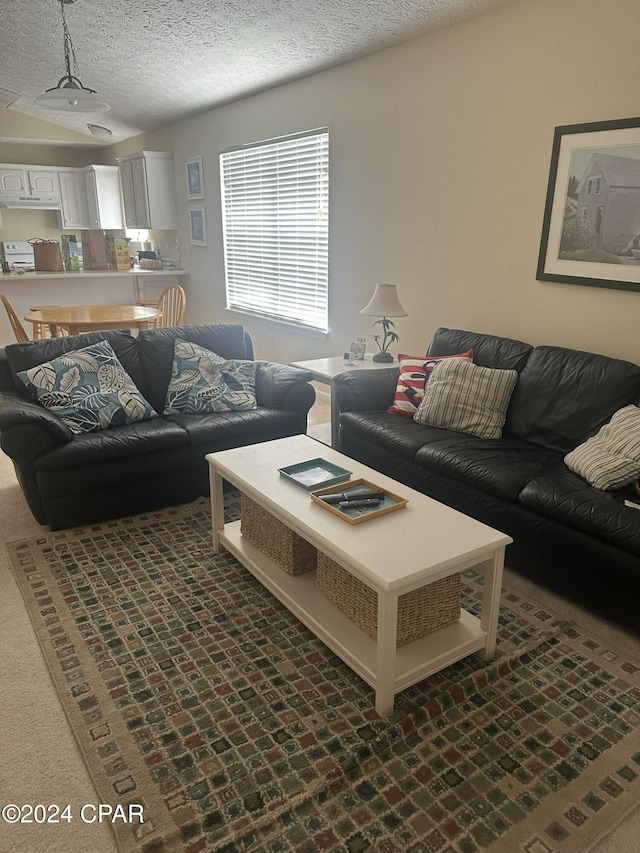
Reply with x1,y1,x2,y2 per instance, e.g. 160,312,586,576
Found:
186,157,204,199
189,207,207,246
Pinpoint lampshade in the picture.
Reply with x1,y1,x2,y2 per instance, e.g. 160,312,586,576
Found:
35,0,110,114
35,79,111,112
360,283,407,318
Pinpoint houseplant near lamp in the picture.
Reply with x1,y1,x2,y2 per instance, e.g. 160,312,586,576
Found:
360,283,408,363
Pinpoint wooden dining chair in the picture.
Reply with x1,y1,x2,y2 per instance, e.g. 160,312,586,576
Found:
1,293,31,342
155,284,186,327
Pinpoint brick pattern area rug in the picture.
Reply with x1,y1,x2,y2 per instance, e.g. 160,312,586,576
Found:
6,496,640,853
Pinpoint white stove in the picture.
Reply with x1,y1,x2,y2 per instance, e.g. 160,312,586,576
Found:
1,240,35,270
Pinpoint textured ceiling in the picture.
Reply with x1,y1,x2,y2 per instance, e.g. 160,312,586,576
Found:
1,0,509,145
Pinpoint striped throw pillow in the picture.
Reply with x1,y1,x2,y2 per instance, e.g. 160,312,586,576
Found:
387,350,473,416
414,358,518,439
564,405,640,490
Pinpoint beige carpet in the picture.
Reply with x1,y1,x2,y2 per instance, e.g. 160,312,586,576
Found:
0,387,638,852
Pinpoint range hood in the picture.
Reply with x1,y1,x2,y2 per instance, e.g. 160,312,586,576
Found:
0,197,62,210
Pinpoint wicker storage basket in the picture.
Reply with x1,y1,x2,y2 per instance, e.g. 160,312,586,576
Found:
316,553,461,646
240,495,317,575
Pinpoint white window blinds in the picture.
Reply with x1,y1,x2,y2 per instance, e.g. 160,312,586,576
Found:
220,128,329,332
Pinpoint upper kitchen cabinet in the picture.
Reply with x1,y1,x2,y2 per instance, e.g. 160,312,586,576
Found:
58,170,89,228
84,166,123,229
117,151,177,230
0,166,60,201
58,166,123,230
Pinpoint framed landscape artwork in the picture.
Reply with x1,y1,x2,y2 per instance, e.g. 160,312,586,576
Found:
537,116,640,292
186,157,204,199
189,207,207,246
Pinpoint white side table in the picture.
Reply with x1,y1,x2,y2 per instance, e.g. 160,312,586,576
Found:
291,354,396,448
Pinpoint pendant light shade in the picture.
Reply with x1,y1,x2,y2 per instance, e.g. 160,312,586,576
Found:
36,0,110,113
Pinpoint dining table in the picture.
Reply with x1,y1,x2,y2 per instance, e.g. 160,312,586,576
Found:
23,304,162,337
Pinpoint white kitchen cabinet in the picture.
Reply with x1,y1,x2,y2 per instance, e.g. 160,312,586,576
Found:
84,165,123,229
58,165,123,230
0,167,27,195
28,169,59,199
117,151,177,230
0,166,59,200
58,169,89,228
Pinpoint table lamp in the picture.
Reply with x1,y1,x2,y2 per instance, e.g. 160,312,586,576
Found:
360,283,408,362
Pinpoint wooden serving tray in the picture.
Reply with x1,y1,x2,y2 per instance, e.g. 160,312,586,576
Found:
310,478,408,524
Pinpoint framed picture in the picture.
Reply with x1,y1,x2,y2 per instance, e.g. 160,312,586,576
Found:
349,339,366,360
189,207,207,246
186,157,204,199
537,116,640,292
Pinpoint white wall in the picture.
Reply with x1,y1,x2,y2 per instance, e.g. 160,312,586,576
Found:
23,0,640,364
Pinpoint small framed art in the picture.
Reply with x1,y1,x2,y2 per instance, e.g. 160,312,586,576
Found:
186,157,204,199
189,207,207,246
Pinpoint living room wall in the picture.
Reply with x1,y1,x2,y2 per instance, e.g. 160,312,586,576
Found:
107,0,640,364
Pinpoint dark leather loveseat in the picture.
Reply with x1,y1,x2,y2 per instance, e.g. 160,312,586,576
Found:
335,327,640,625
0,323,315,530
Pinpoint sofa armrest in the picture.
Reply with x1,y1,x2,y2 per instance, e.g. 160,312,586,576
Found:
255,362,316,413
0,392,73,462
334,368,399,413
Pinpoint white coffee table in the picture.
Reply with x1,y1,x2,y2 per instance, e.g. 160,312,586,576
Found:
291,354,394,447
207,435,511,717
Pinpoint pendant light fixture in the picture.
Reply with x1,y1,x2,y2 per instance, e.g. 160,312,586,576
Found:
35,0,110,112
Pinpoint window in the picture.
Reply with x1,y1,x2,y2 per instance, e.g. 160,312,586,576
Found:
587,175,602,196
220,128,329,332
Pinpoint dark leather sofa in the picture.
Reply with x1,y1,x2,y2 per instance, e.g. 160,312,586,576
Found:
0,323,315,530
335,327,640,626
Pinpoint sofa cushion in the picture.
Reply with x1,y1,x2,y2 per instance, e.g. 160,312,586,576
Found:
33,418,189,471
508,346,640,452
5,330,143,395
137,323,253,413
163,338,257,414
519,470,640,557
414,434,565,502
339,411,457,461
166,407,306,448
414,359,518,439
16,340,157,435
428,327,533,372
564,405,640,490
387,350,473,416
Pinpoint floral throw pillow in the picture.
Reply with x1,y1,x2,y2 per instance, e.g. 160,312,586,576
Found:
163,338,258,414
17,339,157,435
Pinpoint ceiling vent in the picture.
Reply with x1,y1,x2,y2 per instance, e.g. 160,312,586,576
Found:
0,87,20,109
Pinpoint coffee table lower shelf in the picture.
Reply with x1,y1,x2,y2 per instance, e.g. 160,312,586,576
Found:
220,521,488,714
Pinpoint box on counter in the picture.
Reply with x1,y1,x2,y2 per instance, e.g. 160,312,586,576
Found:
80,232,130,270
61,234,80,271
108,237,131,270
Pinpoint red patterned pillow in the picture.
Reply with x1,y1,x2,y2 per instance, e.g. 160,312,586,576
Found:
387,350,473,416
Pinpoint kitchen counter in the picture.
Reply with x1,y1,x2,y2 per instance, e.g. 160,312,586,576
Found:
0,268,190,348
0,268,188,280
